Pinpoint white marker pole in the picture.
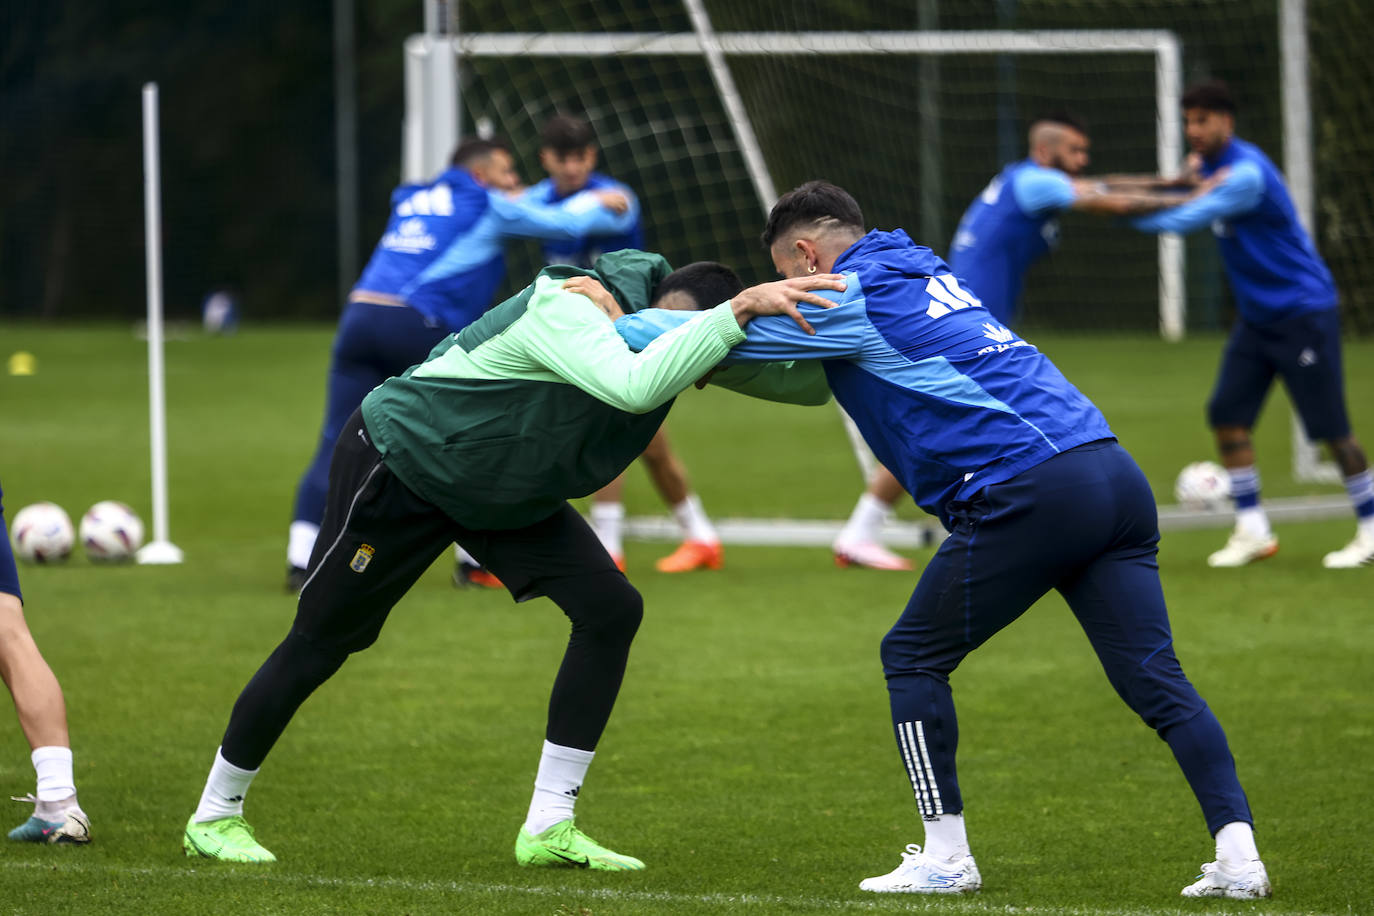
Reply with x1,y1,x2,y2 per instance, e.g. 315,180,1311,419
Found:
136,82,183,565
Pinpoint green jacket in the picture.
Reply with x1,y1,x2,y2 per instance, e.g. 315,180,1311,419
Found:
361,251,759,530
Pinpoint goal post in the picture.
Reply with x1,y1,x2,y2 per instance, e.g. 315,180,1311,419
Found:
449,27,1187,339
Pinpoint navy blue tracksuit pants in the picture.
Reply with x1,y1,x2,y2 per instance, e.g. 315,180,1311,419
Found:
291,301,449,529
881,440,1252,834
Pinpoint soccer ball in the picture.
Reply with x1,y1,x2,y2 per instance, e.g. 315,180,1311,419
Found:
1174,461,1231,509
9,502,75,563
79,501,145,562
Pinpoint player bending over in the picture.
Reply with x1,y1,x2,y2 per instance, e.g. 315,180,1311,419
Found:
182,251,838,867
617,181,1272,900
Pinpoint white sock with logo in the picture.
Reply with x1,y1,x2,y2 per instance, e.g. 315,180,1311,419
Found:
287,521,319,570
671,494,717,543
524,740,594,835
31,746,76,803
838,493,890,545
1215,821,1260,867
921,813,971,864
194,747,258,823
590,502,625,558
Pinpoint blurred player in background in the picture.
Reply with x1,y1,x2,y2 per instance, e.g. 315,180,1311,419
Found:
835,113,1195,572
617,181,1272,900
1129,80,1373,569
183,250,837,867
524,115,725,573
1,483,90,845
283,137,638,591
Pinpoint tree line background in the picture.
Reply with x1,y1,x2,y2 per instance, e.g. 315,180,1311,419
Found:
2,0,1369,332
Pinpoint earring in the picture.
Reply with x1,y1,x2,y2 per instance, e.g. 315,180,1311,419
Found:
807,264,816,274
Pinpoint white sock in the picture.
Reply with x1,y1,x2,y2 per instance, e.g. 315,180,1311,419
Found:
671,494,717,543
838,492,891,545
194,747,259,823
524,740,594,835
590,502,625,557
1360,516,1374,541
32,746,76,802
1235,506,1272,540
454,543,479,566
921,813,970,863
287,521,319,570
1215,821,1260,866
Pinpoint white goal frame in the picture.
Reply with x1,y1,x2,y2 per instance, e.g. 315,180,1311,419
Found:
447,26,1187,340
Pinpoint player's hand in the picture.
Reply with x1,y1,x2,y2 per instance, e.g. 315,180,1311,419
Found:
729,275,846,334
1190,166,1230,198
593,190,631,214
563,276,624,320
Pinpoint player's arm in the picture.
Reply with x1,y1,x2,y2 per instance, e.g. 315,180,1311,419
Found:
1129,160,1264,235
487,188,640,243
702,361,832,406
519,275,840,414
1068,180,1191,216
616,276,868,365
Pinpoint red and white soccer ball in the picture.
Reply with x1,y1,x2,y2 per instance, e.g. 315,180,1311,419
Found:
10,502,76,564
79,501,145,562
1174,461,1231,509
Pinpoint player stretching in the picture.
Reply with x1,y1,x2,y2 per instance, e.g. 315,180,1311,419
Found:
618,181,1272,899
835,113,1193,571
183,250,837,867
1,482,90,844
1128,81,1373,568
284,137,639,591
525,114,725,573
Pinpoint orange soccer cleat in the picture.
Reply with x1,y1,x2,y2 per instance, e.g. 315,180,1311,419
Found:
654,540,724,573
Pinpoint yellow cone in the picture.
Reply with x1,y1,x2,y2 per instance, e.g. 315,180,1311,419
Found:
7,351,36,376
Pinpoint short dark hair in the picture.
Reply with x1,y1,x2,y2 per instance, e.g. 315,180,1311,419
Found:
1181,80,1237,114
540,115,597,154
760,181,865,249
1031,110,1088,136
450,137,511,168
652,261,745,310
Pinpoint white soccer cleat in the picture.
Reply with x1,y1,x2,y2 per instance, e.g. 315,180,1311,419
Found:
1207,529,1279,568
1321,531,1374,568
1181,859,1271,899
833,540,913,571
858,843,981,894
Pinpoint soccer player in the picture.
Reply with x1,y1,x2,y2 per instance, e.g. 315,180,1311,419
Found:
833,114,1193,571
284,136,640,590
524,114,724,573
1128,81,1373,568
182,250,839,866
1,483,91,845
949,111,1190,326
616,181,1272,899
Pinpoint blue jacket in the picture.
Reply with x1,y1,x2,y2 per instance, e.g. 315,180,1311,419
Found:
1132,137,1336,323
947,160,1078,325
522,172,645,268
353,168,639,332
617,229,1115,528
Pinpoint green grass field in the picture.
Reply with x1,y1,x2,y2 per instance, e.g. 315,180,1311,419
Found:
1,324,1371,915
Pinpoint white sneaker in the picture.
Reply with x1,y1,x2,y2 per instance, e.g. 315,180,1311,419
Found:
858,843,981,894
1207,529,1279,567
833,540,913,571
1322,531,1374,568
1181,859,1271,899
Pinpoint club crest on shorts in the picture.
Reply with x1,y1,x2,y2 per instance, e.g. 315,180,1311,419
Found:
349,544,375,573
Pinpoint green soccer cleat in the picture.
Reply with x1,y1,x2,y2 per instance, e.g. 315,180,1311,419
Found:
514,819,644,871
183,815,277,863
8,794,91,844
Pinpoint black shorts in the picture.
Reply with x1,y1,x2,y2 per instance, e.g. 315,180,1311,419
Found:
294,410,621,653
1207,308,1351,440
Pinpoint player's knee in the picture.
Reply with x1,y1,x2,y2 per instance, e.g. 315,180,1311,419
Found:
563,573,643,643
879,629,948,679
1118,656,1205,732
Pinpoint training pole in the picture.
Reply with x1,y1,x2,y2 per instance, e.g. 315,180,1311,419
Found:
136,82,183,565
